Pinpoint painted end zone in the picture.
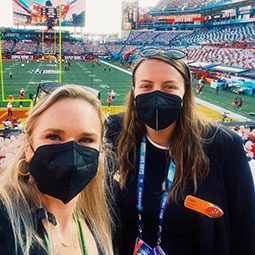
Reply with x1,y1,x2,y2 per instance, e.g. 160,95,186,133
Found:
0,107,29,128
103,105,235,122
0,105,235,129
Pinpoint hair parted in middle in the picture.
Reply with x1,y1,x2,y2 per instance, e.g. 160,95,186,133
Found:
117,53,210,201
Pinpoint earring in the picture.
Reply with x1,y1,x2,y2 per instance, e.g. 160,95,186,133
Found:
17,158,30,176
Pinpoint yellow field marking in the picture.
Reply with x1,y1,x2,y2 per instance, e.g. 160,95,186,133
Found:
0,111,7,120
196,105,237,122
0,33,5,101
59,0,62,82
102,106,125,114
0,105,237,123
103,105,237,122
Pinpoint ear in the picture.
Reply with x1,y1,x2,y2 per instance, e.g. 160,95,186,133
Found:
24,139,34,163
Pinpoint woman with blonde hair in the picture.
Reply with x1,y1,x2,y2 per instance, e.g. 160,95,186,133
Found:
0,84,113,255
105,49,255,255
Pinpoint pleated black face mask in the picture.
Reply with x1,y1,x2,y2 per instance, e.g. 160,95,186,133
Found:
135,90,182,131
29,141,99,204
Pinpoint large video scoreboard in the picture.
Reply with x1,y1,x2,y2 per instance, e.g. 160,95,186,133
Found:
13,0,86,27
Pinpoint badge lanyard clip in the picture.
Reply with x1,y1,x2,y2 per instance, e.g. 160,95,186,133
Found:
156,225,162,246
137,213,144,238
136,135,175,250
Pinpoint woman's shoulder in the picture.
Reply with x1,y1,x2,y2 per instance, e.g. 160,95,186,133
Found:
0,199,13,230
0,200,15,249
104,112,125,148
0,200,8,218
204,124,249,173
205,124,242,148
105,112,124,133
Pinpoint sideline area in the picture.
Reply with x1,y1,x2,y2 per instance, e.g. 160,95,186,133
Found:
0,61,253,125
101,60,253,122
195,98,252,122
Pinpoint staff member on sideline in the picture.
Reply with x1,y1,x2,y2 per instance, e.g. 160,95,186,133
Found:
105,49,255,255
0,85,113,255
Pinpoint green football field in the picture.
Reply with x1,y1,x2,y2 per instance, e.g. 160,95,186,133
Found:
0,60,132,108
192,79,255,120
0,60,254,120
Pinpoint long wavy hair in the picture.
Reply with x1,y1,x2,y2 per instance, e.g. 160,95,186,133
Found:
0,85,113,255
117,54,211,201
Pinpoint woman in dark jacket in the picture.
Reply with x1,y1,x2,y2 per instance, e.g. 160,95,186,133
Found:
105,49,255,255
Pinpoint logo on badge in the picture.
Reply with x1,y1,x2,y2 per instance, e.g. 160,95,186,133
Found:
184,195,224,218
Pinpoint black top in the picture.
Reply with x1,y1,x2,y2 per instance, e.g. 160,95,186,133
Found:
105,113,255,255
0,203,45,254
0,202,104,255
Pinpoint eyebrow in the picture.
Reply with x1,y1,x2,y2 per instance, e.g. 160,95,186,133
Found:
138,79,178,84
42,128,99,137
42,128,64,134
138,79,152,83
163,80,178,85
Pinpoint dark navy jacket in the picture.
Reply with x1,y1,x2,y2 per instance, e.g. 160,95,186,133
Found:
105,113,255,255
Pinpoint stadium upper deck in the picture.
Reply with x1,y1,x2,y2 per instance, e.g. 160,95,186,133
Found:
153,0,254,12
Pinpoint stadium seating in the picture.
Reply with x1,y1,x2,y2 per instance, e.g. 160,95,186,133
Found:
105,45,124,54
38,42,59,54
0,133,22,171
121,45,139,54
85,44,108,55
118,25,255,69
232,126,255,160
1,40,14,53
62,42,86,54
154,0,230,11
14,41,38,54
173,25,255,45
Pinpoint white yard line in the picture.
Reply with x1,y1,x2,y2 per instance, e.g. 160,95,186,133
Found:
101,60,132,75
196,97,252,121
101,60,252,121
24,62,43,91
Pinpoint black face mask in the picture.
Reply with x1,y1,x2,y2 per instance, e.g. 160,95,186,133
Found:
135,90,182,131
29,141,99,204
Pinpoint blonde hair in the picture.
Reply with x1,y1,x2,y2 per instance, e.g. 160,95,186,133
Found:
0,85,113,254
118,54,210,201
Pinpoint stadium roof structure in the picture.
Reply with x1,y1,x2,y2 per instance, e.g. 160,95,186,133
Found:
208,65,247,75
188,61,216,69
241,71,255,79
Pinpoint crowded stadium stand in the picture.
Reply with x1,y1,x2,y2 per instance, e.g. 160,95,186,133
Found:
152,0,254,12
62,42,86,55
13,41,38,54
0,1,255,135
85,44,108,55
0,0,255,192
1,40,14,53
121,45,138,54
38,42,58,54
171,25,255,45
105,44,124,55
154,0,229,11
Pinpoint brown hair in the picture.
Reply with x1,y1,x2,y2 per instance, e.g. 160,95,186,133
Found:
117,54,210,201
